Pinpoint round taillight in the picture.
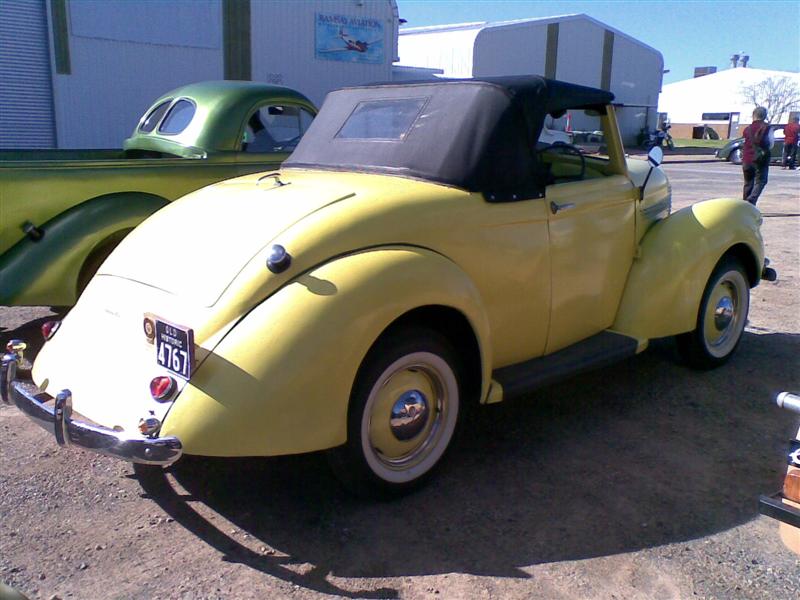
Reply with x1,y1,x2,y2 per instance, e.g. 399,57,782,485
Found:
149,376,176,401
42,320,61,341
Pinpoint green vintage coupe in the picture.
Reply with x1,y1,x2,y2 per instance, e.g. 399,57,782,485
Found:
0,81,316,306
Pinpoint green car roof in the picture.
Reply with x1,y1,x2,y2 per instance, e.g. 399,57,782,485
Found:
123,81,316,157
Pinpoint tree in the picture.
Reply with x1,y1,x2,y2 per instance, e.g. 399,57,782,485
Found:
740,76,800,123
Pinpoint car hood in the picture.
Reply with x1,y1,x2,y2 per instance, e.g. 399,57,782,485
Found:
99,171,359,308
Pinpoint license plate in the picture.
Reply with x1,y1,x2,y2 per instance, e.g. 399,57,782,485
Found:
155,319,194,380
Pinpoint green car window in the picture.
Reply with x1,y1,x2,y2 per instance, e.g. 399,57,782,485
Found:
159,99,196,135
139,100,171,133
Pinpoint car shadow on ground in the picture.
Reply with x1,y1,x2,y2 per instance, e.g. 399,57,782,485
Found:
131,331,796,596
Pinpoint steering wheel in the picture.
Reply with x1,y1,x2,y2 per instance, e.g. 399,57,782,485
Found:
541,142,586,183
273,134,303,153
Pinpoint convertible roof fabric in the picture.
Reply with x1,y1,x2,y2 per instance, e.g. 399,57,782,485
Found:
284,76,614,198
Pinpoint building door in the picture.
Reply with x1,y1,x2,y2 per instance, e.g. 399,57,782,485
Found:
0,0,56,148
728,113,740,139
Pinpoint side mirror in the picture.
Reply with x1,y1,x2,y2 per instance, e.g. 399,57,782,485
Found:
647,146,663,167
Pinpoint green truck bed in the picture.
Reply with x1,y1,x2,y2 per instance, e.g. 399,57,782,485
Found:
0,81,316,306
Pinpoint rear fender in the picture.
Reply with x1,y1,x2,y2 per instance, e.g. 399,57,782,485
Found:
612,197,764,340
0,193,168,305
160,247,491,457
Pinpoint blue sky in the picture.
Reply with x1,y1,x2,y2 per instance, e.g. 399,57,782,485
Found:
395,1,800,84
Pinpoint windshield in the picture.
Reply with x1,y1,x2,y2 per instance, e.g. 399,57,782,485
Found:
546,110,609,160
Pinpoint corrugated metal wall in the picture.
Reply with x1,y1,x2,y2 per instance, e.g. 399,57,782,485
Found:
0,0,56,148
52,0,224,148
398,26,482,78
2,0,399,148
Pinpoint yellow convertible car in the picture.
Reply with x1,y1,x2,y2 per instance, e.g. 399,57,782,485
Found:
2,76,774,496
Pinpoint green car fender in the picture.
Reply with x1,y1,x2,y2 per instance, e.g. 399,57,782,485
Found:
0,192,169,306
612,197,764,341
160,246,491,458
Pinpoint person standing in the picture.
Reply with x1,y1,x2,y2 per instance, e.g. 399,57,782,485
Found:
782,115,799,170
741,106,773,206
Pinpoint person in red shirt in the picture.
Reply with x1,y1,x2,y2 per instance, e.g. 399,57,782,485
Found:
741,107,773,206
782,115,799,170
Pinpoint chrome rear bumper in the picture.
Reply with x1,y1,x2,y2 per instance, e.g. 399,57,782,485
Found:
1,345,182,466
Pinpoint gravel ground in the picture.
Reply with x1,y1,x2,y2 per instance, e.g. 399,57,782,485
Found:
1,159,799,599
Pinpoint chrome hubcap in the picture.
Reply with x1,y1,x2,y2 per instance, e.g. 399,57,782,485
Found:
389,390,430,441
702,269,748,358
368,364,443,468
361,351,459,482
714,296,734,330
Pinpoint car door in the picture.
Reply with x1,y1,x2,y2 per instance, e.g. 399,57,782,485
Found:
469,194,552,366
542,109,637,354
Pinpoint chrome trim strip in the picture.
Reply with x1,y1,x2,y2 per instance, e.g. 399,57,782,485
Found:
642,198,671,220
1,353,182,466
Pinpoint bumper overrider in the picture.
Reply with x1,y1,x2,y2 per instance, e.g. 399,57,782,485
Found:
1,341,182,466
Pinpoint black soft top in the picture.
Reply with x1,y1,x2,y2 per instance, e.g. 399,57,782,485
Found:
284,76,614,199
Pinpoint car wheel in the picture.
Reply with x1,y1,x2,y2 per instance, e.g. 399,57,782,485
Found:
730,148,743,165
328,327,462,497
676,258,750,370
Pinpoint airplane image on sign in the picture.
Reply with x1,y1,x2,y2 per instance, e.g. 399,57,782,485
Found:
318,28,381,54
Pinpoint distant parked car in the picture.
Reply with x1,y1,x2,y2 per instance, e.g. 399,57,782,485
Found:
716,124,785,165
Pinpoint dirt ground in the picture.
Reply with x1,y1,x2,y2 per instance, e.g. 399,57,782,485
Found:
1,159,799,599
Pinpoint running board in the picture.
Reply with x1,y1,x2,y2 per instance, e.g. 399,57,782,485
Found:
492,331,639,400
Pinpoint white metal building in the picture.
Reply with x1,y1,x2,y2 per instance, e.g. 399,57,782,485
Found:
397,15,665,144
1,0,400,148
2,3,665,149
658,67,800,139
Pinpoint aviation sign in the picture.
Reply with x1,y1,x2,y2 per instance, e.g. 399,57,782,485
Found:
315,13,384,64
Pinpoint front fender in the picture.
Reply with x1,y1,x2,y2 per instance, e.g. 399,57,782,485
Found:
612,198,764,340
0,193,168,305
160,247,491,457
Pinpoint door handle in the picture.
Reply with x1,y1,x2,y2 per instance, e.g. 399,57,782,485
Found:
550,201,576,214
